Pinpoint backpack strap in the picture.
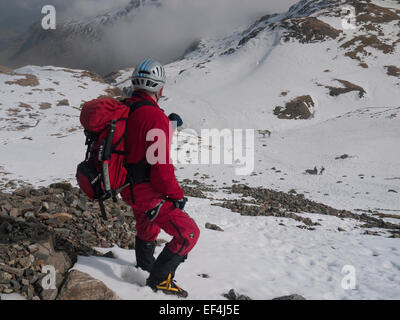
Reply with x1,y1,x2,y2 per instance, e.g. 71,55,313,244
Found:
120,96,158,204
126,99,157,116
109,97,157,156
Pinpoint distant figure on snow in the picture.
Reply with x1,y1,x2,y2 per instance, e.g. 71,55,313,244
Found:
259,130,272,138
305,166,319,175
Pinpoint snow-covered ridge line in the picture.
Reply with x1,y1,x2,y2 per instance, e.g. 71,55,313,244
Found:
62,0,162,38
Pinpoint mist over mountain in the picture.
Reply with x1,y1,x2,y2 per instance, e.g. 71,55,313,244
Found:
0,0,298,75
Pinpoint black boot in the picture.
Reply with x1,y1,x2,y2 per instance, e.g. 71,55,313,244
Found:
146,245,188,298
135,236,156,272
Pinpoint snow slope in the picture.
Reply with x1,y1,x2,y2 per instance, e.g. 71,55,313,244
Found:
1,0,399,300
72,197,400,300
0,66,119,188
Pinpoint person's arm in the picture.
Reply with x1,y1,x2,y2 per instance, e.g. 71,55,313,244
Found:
145,110,184,200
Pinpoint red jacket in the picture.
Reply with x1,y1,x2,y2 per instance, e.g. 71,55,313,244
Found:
121,91,184,212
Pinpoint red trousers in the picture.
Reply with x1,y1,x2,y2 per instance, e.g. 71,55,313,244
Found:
125,197,200,257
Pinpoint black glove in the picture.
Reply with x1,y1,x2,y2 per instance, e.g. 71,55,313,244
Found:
174,197,188,210
168,113,183,128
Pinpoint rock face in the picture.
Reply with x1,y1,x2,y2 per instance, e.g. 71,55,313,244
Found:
324,79,366,98
274,95,314,120
0,216,73,300
58,270,119,300
0,183,137,299
282,17,341,43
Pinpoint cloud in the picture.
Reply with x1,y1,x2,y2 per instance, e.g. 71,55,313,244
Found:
68,0,299,74
2,0,299,73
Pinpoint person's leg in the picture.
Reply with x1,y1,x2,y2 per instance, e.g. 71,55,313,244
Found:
146,202,200,293
133,209,161,272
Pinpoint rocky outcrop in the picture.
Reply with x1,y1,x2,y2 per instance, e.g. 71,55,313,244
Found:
324,79,366,98
213,184,400,237
58,270,119,300
5,73,39,87
0,217,72,300
282,17,341,43
385,65,400,78
0,183,136,299
339,2,400,68
274,95,314,120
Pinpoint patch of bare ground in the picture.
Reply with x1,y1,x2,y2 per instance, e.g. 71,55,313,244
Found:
67,127,81,133
57,99,70,106
341,35,396,66
61,68,79,74
214,185,400,237
97,87,125,99
340,3,400,67
324,79,366,98
282,17,341,43
385,65,400,77
7,108,21,117
18,102,33,110
39,103,52,110
355,2,400,25
274,95,314,120
0,65,12,74
5,74,40,87
74,70,105,84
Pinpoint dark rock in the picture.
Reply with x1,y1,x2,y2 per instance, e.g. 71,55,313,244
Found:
41,289,58,300
274,95,314,120
223,289,252,300
272,294,307,300
102,251,115,259
326,79,366,99
205,223,224,232
57,270,119,300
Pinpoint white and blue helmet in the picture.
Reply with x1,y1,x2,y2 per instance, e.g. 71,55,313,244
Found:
131,59,166,93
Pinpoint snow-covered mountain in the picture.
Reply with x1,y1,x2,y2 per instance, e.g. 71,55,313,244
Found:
53,0,162,41
0,0,399,300
4,0,162,73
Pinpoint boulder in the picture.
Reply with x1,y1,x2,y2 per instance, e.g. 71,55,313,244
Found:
58,270,119,300
205,223,224,232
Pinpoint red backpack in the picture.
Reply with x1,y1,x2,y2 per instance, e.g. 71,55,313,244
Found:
76,96,155,219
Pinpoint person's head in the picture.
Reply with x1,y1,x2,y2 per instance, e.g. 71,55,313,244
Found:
131,59,166,101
